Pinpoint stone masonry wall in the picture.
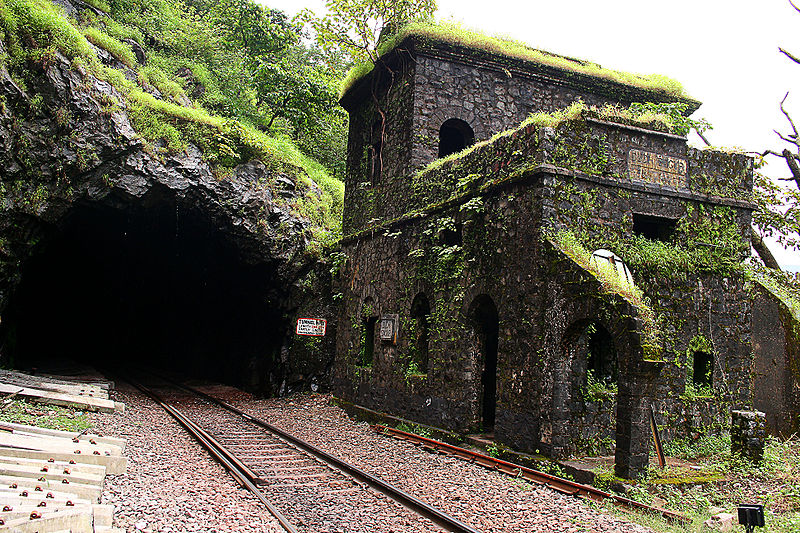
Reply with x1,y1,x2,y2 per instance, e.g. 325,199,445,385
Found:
409,54,639,171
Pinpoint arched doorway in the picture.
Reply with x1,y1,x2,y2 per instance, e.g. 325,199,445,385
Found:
470,295,499,432
438,119,475,158
409,293,430,374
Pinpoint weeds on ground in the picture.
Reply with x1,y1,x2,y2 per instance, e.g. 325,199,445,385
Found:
0,398,91,432
395,422,432,439
591,434,800,532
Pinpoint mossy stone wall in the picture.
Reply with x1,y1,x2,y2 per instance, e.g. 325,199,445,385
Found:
337,44,758,478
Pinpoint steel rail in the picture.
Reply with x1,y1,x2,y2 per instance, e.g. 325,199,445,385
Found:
373,424,690,524
174,381,484,533
124,378,300,533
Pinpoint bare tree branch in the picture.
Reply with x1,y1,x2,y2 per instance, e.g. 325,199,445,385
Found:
696,130,712,147
780,92,799,138
783,148,800,190
776,131,799,146
779,47,800,65
751,228,782,270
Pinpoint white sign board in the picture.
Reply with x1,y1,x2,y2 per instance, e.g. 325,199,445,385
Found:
380,314,398,343
296,318,326,336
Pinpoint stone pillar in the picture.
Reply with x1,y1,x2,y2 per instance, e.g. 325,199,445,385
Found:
614,380,650,479
614,358,662,480
731,410,766,463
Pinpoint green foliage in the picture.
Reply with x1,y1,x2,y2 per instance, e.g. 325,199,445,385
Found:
747,264,800,322
341,20,691,100
753,167,800,253
591,436,800,533
0,0,346,244
396,421,431,438
485,443,499,458
549,229,661,353
300,0,437,65
582,368,617,402
626,102,711,137
405,359,423,376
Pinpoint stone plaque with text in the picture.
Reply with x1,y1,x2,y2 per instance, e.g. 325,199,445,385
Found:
627,149,687,188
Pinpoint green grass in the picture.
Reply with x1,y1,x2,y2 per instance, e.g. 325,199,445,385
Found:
608,435,800,533
341,21,691,100
549,229,661,355
414,100,695,180
0,398,91,432
83,25,137,69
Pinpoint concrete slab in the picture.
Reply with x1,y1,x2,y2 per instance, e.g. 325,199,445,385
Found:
0,432,124,457
0,490,93,505
0,371,109,399
0,508,93,532
0,447,126,475
0,463,104,486
0,384,118,413
0,456,105,477
0,422,127,451
0,420,123,532
0,474,101,501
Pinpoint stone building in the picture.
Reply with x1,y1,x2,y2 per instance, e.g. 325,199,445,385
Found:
333,28,798,478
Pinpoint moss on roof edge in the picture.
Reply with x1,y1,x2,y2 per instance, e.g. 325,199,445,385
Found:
339,22,698,108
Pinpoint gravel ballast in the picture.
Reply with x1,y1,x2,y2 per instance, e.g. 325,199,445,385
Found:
91,381,655,532
89,383,283,533
202,385,655,533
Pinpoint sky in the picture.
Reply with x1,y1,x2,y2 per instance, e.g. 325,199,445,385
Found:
263,0,800,270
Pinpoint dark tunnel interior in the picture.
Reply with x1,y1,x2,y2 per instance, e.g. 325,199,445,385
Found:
0,200,288,391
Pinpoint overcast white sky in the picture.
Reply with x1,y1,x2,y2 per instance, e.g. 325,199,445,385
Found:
263,0,800,269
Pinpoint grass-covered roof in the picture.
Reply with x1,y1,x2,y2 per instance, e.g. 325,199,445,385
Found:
341,21,696,105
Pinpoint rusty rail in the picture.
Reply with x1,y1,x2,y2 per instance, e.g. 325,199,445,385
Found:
373,424,689,524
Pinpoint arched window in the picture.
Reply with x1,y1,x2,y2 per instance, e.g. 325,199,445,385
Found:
409,293,430,374
586,322,618,386
438,119,475,158
692,351,713,388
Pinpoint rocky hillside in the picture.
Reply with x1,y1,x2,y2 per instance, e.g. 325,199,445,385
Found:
0,0,344,391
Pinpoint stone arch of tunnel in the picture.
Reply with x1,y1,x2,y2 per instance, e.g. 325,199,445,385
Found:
0,196,292,392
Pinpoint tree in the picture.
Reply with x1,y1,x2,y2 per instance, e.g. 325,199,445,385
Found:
299,0,436,177
180,0,348,174
754,2,800,269
299,0,437,65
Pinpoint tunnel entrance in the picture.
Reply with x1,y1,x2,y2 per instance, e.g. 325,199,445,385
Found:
0,200,288,391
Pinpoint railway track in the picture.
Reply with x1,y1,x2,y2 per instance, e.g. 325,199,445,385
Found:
373,425,689,524
125,375,481,533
